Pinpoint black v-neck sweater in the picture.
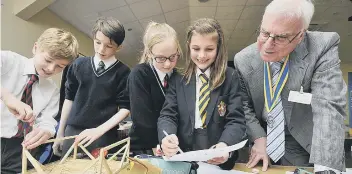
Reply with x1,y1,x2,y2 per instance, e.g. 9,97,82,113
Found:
65,57,130,129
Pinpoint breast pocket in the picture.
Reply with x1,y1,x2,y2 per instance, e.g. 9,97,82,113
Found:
213,95,229,123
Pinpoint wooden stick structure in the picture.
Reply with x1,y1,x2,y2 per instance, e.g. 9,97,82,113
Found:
23,137,131,174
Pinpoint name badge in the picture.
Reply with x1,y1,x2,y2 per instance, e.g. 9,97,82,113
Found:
288,86,312,105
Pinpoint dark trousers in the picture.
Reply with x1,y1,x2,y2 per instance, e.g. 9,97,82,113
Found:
62,125,120,156
272,128,312,167
1,137,24,174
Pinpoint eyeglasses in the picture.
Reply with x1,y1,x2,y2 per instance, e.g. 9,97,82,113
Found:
257,29,302,46
152,52,180,63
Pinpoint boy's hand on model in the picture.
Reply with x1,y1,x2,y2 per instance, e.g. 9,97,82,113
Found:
74,127,106,147
22,128,51,149
52,132,64,156
3,94,35,123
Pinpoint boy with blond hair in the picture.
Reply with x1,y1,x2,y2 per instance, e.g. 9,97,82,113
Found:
1,28,79,173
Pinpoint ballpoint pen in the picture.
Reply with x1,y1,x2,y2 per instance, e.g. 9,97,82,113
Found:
163,130,184,153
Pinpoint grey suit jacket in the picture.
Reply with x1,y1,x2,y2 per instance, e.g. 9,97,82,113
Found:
234,31,346,171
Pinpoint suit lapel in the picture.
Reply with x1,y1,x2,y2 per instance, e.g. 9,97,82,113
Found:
282,35,309,125
183,75,196,128
205,85,221,126
250,55,265,118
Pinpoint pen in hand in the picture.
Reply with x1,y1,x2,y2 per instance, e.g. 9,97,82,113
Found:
163,130,184,153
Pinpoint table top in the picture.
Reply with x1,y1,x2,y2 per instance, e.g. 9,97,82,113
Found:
233,163,313,174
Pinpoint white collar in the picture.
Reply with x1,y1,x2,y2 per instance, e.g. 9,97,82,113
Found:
93,54,117,68
269,57,286,65
23,58,37,75
196,68,211,82
153,65,173,82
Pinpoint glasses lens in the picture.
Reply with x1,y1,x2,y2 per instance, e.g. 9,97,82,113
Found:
274,36,289,45
155,57,166,63
169,54,180,62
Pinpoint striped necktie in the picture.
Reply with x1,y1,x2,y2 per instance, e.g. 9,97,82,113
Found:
97,61,105,75
199,74,210,128
14,74,39,137
266,61,285,163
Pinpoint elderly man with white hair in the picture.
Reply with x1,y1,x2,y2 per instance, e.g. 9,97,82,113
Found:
234,0,346,173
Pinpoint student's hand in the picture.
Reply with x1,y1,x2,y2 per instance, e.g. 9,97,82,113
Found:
2,93,35,123
52,132,64,156
74,128,105,147
22,128,51,149
246,137,269,172
207,142,229,165
161,134,179,157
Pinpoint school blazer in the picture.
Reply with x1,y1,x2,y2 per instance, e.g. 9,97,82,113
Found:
158,67,247,169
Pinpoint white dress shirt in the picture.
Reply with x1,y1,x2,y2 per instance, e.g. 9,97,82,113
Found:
1,51,58,138
194,68,211,129
93,54,117,70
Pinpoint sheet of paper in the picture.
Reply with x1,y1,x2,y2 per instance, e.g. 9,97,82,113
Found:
197,162,251,174
163,139,248,162
342,168,352,174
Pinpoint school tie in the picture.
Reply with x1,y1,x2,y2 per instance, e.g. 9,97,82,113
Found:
97,61,105,75
14,74,39,137
266,61,285,163
199,74,210,128
163,74,169,88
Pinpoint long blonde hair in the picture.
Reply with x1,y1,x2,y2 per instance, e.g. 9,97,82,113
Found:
139,21,182,64
184,18,227,89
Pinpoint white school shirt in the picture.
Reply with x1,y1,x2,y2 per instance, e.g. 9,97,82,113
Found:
1,51,58,138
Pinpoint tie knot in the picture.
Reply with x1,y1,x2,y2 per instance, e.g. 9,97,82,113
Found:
29,74,39,82
164,74,169,81
199,74,208,84
98,61,105,68
270,61,283,74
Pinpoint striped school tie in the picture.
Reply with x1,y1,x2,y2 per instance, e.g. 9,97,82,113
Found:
199,74,210,128
266,61,285,163
97,61,105,75
14,74,39,137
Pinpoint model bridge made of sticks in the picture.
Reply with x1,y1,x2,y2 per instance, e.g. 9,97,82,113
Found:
22,136,131,174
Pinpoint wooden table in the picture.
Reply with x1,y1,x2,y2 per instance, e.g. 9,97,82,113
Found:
233,163,313,174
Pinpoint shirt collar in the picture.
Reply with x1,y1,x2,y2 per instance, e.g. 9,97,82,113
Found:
153,65,173,82
23,58,37,76
93,54,117,68
196,68,211,82
269,57,286,65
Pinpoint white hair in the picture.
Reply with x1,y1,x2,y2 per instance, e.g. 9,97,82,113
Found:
264,0,315,29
